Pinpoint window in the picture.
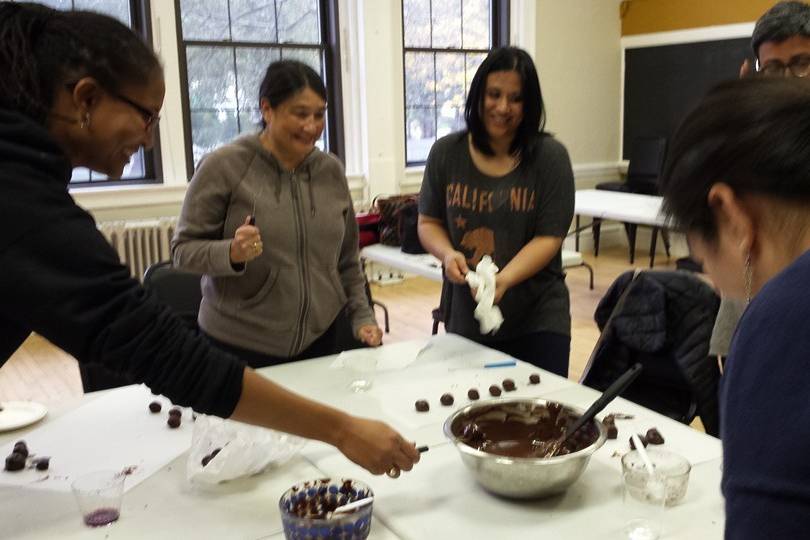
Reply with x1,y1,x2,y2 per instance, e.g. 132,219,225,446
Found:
176,0,343,173
402,0,508,164
32,0,160,185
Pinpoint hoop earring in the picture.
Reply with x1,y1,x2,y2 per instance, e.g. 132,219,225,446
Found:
744,251,753,304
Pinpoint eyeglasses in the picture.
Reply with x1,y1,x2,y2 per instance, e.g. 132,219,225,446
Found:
64,82,160,131
755,55,810,78
109,90,160,130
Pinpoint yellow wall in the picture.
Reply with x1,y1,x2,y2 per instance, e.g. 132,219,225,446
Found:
621,0,778,35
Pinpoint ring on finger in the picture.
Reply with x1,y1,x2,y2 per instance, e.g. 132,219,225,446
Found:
386,466,400,478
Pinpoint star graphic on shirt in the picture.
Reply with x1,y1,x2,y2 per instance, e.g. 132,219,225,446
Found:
454,215,468,230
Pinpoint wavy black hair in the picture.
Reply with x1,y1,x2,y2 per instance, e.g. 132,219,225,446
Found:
464,46,546,161
0,2,161,125
258,60,326,128
660,77,810,240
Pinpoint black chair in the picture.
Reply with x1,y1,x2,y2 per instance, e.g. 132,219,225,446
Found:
79,261,203,393
592,136,671,266
580,270,721,436
142,261,203,328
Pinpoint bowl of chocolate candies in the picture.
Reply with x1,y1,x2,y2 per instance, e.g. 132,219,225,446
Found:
279,478,374,540
444,398,607,498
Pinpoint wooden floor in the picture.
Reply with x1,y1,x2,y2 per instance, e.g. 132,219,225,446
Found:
0,245,677,407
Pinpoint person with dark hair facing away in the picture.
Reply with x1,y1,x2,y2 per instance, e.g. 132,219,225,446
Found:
660,77,810,538
418,47,575,377
712,0,810,362
0,2,418,478
173,60,382,368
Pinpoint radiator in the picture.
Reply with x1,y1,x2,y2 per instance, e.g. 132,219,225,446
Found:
98,217,179,281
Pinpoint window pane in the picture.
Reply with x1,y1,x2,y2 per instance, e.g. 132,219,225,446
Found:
435,53,465,138
431,0,461,49
70,167,92,183
465,52,486,90
121,150,146,179
230,0,278,43
277,0,320,44
403,0,430,48
235,47,281,112
406,107,436,163
74,0,131,25
462,0,489,49
187,46,237,110
191,111,239,165
404,52,435,108
239,110,262,133
180,0,230,41
281,47,321,74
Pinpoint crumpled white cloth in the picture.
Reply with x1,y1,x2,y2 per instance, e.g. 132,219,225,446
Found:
465,255,504,335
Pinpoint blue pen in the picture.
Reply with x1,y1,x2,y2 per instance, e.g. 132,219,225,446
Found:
484,360,517,368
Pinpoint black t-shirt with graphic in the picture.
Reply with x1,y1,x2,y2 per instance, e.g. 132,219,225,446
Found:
419,132,575,341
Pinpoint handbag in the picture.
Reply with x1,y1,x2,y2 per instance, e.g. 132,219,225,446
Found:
355,211,381,248
373,193,419,246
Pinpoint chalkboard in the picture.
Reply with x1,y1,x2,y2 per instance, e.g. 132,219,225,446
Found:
623,38,754,159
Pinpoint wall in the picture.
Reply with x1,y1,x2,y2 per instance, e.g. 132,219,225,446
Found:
621,0,775,35
536,0,624,185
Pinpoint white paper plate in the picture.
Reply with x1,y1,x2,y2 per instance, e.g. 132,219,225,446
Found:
0,401,48,432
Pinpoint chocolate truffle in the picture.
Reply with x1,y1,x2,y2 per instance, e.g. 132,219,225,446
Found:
148,401,161,413
168,408,182,418
488,385,502,397
13,442,28,459
440,393,454,406
645,428,665,445
167,416,181,429
415,400,429,412
528,373,541,385
5,453,25,472
33,457,49,471
629,435,648,450
502,378,516,391
467,388,480,400
606,424,618,439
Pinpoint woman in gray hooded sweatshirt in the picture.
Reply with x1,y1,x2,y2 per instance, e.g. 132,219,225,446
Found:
173,60,382,367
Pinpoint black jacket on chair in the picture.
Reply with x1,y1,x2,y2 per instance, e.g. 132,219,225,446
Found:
581,270,721,436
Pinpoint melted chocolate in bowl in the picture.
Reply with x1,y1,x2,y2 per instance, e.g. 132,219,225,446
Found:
452,402,600,458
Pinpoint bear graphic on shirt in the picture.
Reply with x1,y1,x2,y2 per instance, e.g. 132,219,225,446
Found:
460,227,494,267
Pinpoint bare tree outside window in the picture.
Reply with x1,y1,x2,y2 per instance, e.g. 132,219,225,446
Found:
402,0,507,165
178,0,341,171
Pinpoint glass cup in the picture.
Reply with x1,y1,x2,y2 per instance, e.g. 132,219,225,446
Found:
622,470,667,540
71,470,126,527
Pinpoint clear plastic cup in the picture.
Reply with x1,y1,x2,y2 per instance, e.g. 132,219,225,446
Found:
71,470,125,527
346,354,377,393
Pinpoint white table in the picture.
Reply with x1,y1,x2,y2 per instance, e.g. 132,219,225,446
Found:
574,189,669,267
361,244,593,289
1,335,723,539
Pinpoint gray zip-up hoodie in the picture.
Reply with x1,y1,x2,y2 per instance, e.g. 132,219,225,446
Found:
172,133,375,358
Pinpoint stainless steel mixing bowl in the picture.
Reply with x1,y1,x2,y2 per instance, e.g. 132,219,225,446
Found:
443,398,607,499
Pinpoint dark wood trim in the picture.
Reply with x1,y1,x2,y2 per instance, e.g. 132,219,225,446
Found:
174,0,195,179
322,0,345,161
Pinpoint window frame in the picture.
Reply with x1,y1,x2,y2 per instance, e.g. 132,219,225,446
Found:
174,0,344,178
400,0,510,167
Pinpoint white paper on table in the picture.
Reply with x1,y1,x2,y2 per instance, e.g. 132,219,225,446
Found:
329,340,429,371
0,385,193,493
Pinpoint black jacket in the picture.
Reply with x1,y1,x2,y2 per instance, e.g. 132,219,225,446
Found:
581,270,721,436
0,109,244,417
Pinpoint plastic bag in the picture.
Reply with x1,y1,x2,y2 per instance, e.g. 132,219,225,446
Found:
186,415,306,485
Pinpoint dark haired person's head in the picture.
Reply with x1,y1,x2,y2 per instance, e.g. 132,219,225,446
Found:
660,77,810,299
0,2,163,178
258,60,327,164
752,1,810,77
465,47,545,160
